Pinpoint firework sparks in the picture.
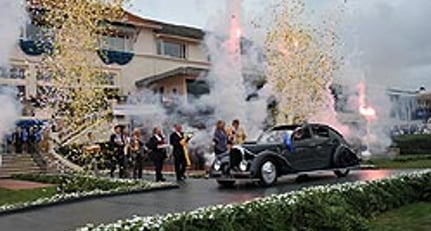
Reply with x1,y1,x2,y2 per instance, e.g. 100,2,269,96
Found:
358,81,377,122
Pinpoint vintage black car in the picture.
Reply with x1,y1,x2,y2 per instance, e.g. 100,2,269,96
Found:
210,123,360,187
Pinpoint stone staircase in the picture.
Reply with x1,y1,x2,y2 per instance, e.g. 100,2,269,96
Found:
61,118,113,146
0,154,45,178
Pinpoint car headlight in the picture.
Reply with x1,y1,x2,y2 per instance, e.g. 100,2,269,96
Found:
239,160,248,172
213,160,221,171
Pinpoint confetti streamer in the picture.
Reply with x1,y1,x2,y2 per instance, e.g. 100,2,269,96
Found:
33,0,128,132
265,0,342,125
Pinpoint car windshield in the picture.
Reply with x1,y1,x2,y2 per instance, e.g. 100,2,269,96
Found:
257,129,294,144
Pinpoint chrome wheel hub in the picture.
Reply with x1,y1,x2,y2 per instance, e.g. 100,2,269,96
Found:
261,161,276,183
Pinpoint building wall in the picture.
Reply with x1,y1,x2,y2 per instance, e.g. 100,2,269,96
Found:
1,22,210,99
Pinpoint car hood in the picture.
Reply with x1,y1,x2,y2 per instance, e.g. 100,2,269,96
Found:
237,143,281,155
215,143,286,163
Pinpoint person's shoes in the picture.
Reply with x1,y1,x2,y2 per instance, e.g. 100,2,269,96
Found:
161,178,166,182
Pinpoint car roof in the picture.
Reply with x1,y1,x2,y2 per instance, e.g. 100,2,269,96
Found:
265,123,345,139
268,123,338,132
269,124,301,131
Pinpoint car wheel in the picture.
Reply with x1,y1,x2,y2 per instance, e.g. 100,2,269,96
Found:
334,169,350,178
258,159,278,187
216,180,236,187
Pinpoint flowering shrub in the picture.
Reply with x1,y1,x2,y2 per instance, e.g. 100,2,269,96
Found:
0,174,177,214
393,134,431,154
56,143,112,170
11,174,147,194
79,170,431,231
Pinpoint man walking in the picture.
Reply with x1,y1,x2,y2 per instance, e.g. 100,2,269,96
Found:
170,124,189,181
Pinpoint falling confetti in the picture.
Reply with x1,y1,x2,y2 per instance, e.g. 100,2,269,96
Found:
31,0,128,132
265,0,343,125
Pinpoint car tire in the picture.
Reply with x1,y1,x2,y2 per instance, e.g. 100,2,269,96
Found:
334,169,350,178
258,159,278,187
216,180,236,187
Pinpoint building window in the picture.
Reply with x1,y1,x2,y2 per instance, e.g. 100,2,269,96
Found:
159,87,165,94
99,72,117,86
20,23,52,41
100,34,134,52
36,68,53,81
186,79,210,103
157,40,186,59
0,65,26,79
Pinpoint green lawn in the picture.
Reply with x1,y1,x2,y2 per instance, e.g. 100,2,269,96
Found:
369,202,431,231
0,187,57,207
364,154,431,169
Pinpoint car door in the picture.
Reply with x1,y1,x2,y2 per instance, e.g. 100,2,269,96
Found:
289,126,315,171
309,125,334,169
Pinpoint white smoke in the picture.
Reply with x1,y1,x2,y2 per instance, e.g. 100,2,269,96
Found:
0,0,26,143
202,0,270,139
334,0,431,153
126,0,271,154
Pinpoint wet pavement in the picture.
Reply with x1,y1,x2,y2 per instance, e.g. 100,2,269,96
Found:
0,169,419,231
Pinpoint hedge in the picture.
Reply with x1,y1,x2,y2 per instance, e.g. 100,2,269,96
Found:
11,174,155,194
2,174,177,215
392,134,431,154
79,170,431,231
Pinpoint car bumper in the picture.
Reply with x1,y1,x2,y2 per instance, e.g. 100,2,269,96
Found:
210,170,254,179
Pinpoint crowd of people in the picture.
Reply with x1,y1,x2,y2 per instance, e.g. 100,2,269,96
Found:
93,119,247,182
390,122,431,136
3,125,44,154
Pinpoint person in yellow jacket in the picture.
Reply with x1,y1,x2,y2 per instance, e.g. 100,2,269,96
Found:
169,124,191,182
231,119,247,145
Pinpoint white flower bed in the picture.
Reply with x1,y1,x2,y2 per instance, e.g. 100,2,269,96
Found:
0,177,176,214
78,170,431,231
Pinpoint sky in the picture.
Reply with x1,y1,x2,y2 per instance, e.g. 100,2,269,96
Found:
128,0,329,28
128,0,431,91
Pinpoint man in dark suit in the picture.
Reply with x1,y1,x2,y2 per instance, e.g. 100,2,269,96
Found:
170,124,188,181
147,126,167,182
109,125,125,178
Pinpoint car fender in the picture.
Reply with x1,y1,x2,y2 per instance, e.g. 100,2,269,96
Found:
332,144,358,167
249,151,291,177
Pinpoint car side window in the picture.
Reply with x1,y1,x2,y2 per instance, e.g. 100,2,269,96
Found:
312,126,330,139
292,128,312,141
259,130,284,143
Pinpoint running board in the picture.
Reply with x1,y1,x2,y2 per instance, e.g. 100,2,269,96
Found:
287,165,360,176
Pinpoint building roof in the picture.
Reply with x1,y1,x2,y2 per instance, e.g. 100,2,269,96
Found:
124,12,205,40
154,22,205,40
135,66,209,88
387,88,419,95
417,92,431,100
25,2,205,41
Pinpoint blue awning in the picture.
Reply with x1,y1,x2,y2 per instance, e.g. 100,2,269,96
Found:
15,119,48,127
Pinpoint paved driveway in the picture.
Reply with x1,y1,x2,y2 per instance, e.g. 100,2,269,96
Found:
0,169,417,231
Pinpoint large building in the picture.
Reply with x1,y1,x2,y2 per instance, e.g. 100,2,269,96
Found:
1,10,212,117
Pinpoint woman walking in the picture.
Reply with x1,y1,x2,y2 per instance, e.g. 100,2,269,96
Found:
130,128,145,179
213,120,228,155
